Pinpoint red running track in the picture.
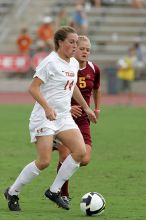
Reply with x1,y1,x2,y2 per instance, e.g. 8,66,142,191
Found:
0,92,146,106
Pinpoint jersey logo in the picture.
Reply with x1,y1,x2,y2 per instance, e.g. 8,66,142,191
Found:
36,128,45,134
86,74,91,79
62,70,75,77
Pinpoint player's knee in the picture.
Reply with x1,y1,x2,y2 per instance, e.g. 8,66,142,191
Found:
81,157,90,166
78,147,86,161
81,144,91,166
37,160,50,170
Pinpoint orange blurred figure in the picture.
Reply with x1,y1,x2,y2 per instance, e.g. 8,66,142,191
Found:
37,16,54,43
16,27,32,54
132,0,144,8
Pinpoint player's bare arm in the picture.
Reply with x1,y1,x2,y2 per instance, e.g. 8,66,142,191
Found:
29,77,56,120
73,85,96,123
93,89,101,119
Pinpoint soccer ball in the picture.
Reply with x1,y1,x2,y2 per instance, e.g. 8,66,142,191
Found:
80,192,106,216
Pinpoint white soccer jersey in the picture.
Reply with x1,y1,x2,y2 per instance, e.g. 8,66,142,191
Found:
29,51,79,121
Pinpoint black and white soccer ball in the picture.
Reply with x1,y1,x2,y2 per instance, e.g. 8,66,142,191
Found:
80,192,106,216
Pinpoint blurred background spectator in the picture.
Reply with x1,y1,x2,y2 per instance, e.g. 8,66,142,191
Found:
89,0,101,8
16,27,32,55
71,4,88,34
133,41,145,79
37,16,54,51
116,47,137,104
132,0,145,8
55,8,70,28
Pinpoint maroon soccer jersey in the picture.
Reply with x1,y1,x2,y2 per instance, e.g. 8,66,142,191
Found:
71,61,100,119
71,61,100,145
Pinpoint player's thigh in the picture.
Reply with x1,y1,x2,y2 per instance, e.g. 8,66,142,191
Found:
57,129,86,154
77,119,91,146
36,135,53,162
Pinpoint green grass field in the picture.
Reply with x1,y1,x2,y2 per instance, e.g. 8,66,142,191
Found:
0,105,146,220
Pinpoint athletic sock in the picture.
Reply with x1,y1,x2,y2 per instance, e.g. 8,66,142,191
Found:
9,161,40,196
57,161,69,197
50,154,80,193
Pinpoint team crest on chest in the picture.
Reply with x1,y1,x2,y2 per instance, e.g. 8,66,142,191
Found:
86,74,91,79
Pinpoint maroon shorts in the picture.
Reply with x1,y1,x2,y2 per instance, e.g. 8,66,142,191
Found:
75,118,91,146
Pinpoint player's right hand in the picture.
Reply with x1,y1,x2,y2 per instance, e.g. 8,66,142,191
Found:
71,105,82,118
45,107,57,121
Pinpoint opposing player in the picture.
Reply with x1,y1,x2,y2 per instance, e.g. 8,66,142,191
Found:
4,27,96,211
56,35,101,204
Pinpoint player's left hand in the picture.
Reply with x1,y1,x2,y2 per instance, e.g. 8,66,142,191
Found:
84,107,97,124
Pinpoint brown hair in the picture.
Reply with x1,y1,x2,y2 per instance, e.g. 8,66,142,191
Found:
54,26,77,51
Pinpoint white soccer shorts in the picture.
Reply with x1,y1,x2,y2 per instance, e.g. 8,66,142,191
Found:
29,115,79,143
